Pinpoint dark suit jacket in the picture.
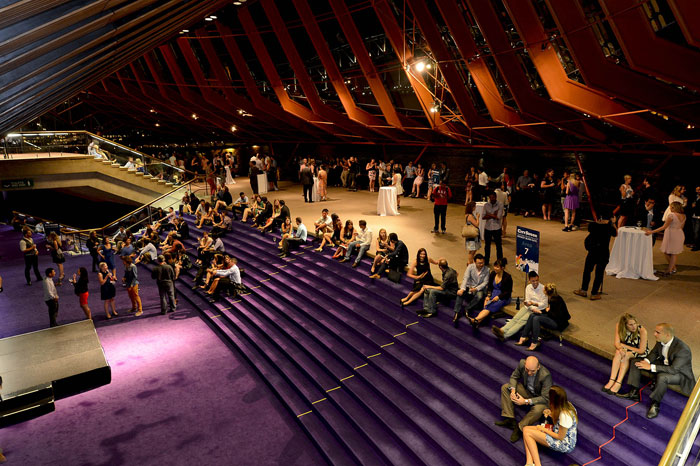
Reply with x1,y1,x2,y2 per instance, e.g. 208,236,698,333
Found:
300,167,314,185
387,240,408,267
509,359,552,406
634,206,662,230
279,205,290,220
646,337,695,395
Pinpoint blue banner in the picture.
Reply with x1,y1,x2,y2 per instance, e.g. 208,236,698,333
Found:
515,226,540,274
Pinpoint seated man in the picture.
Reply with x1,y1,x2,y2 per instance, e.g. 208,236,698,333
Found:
370,233,408,279
340,220,372,267
452,253,489,327
213,186,233,213
230,192,248,220
174,216,190,241
134,240,158,264
263,199,290,233
313,209,332,241
493,271,547,340
161,231,184,255
495,356,552,443
279,217,307,258
617,323,695,419
418,259,458,318
154,207,177,233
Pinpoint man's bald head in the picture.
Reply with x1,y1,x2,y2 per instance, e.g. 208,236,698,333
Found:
525,356,540,375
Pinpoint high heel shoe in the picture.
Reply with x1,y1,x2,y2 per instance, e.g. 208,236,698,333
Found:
112,310,118,316
527,342,541,351
601,378,615,394
452,313,460,328
105,313,112,320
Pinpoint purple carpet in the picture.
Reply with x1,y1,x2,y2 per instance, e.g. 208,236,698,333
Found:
0,224,324,465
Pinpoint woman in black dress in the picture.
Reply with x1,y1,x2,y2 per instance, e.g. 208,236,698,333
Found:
47,231,66,285
540,169,557,221
400,248,438,307
98,262,117,319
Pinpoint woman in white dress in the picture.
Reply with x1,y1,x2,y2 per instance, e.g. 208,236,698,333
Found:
392,167,403,210
662,185,686,221
224,162,235,185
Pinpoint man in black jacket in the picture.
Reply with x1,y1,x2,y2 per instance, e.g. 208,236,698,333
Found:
263,199,290,233
419,259,458,317
635,198,662,245
152,255,176,315
573,214,618,300
370,233,408,278
300,164,314,202
618,323,695,419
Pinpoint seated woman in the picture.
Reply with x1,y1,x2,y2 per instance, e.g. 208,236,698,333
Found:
278,217,293,249
369,228,390,275
468,258,512,329
332,220,355,259
196,232,214,264
400,248,438,307
258,199,281,231
522,385,578,466
601,313,648,395
161,231,184,255
315,214,341,252
241,195,263,223
195,202,214,228
515,283,571,351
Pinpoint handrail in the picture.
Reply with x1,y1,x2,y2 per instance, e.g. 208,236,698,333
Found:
11,210,81,232
65,178,195,236
5,130,198,179
659,376,700,465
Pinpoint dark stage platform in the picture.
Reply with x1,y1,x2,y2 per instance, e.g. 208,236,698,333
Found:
0,320,110,426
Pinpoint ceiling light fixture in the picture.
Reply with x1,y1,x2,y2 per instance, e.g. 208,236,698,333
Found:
415,62,425,72
192,113,199,120
205,17,213,21
231,125,237,132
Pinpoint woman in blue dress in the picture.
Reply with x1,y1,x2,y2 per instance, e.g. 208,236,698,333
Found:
522,385,577,466
98,237,117,278
467,258,512,329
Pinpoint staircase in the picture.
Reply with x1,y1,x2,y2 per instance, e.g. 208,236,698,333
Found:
154,215,698,465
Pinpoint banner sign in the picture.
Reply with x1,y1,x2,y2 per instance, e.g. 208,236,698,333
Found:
1,178,33,189
515,226,540,274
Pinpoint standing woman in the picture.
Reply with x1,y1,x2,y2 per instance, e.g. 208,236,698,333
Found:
562,173,580,232
98,262,117,319
86,231,100,273
123,256,142,316
617,175,634,228
602,313,648,395
662,185,687,221
412,163,424,198
540,169,557,221
400,248,438,307
465,167,478,204
70,267,91,320
317,164,328,201
366,160,378,193
392,167,403,209
426,163,440,199
647,201,686,276
464,201,481,264
468,258,512,329
46,231,66,285
98,237,117,279
224,154,235,185
522,386,578,466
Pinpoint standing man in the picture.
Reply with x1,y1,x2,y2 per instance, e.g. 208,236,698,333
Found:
403,161,416,196
452,253,489,327
617,323,694,419
496,356,552,442
635,198,661,245
482,191,504,265
300,162,314,203
347,157,359,191
341,220,372,267
691,186,700,251
279,217,307,258
20,227,42,285
431,179,452,234
573,212,618,300
43,267,59,327
478,168,489,201
515,169,534,216
151,255,176,315
418,259,458,318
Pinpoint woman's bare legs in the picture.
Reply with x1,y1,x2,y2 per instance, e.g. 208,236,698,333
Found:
467,249,476,265
81,304,92,320
402,287,426,305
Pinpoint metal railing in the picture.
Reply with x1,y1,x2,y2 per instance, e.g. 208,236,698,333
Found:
2,130,198,185
659,377,700,465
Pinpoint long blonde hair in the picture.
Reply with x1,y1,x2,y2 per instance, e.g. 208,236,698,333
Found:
618,313,640,342
671,185,684,197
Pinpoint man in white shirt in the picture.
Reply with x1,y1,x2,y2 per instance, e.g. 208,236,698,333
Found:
135,241,158,264
340,220,372,267
482,191,504,265
618,323,695,419
43,267,59,327
313,209,332,241
494,272,547,340
452,254,489,327
206,256,245,300
495,185,510,236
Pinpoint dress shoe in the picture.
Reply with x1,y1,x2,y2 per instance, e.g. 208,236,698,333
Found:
491,325,505,342
510,425,522,443
616,388,640,401
352,262,359,268
278,253,289,258
494,417,516,429
646,402,660,419
573,289,587,297
590,294,602,301
601,386,612,395
421,312,436,318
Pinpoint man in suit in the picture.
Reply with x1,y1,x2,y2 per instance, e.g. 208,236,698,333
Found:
635,198,662,245
370,233,408,279
495,356,552,442
618,323,695,419
300,163,314,202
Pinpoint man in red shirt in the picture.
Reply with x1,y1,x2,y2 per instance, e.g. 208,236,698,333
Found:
431,179,452,234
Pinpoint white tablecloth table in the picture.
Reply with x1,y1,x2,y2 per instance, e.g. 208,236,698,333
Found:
605,227,658,281
475,201,486,239
377,186,399,216
257,173,268,194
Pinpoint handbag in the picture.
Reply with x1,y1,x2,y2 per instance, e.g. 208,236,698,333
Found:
461,224,479,239
387,269,402,283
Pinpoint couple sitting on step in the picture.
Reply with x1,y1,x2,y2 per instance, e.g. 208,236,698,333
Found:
193,252,246,302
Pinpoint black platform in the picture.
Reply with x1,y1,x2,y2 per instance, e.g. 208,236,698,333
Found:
0,320,111,426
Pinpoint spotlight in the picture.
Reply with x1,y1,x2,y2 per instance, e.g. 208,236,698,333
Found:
426,63,432,69
192,113,199,120
231,125,237,132
415,62,425,72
